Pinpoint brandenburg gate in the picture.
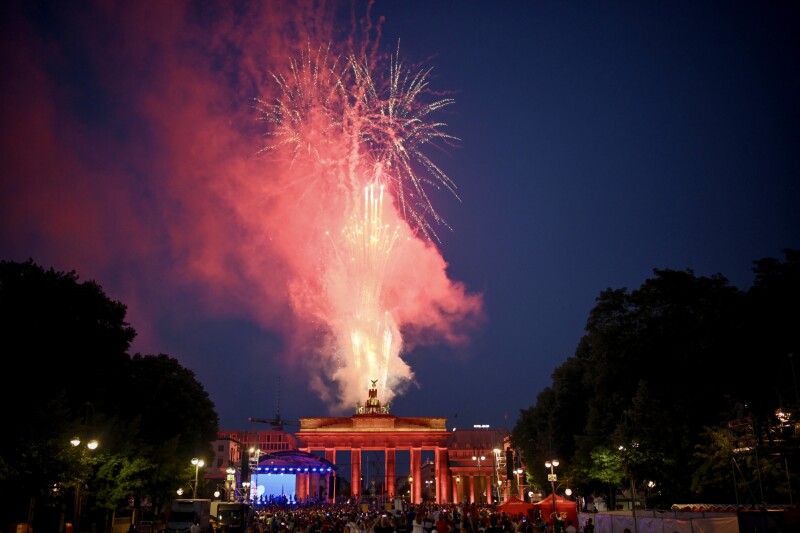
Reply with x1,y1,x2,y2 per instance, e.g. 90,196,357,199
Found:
292,384,508,505
295,385,452,504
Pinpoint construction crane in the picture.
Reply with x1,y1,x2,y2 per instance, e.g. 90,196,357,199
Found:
247,413,298,432
248,376,298,432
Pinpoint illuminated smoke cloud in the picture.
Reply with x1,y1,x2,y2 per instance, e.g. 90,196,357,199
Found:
0,1,484,415
256,41,484,411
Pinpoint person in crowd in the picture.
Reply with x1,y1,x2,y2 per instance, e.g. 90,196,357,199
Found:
484,514,503,533
462,511,478,533
435,511,452,533
345,514,361,533
396,513,411,533
374,514,394,533
413,511,426,533
423,511,436,533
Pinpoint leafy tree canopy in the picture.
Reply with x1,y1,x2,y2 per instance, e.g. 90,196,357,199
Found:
511,249,799,509
0,259,220,530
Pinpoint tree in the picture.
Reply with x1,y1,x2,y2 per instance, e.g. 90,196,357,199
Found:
0,259,136,529
511,249,800,508
0,259,219,531
114,353,219,518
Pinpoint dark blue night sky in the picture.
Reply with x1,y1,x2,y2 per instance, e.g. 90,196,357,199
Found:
2,1,798,432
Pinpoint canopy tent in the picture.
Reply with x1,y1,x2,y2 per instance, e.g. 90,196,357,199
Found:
256,450,337,472
531,494,578,528
497,496,535,518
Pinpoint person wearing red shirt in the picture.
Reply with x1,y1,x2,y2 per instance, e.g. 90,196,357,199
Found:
435,512,452,533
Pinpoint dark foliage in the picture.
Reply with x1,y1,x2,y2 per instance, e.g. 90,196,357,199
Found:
511,248,800,509
0,259,219,532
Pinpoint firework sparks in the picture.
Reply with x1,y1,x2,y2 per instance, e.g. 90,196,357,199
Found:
339,183,399,393
257,42,460,241
258,41,477,412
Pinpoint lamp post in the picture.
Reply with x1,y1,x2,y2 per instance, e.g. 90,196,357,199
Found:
514,468,524,500
226,466,236,501
246,447,259,501
493,448,504,502
191,458,205,498
242,481,251,503
618,444,638,533
564,487,577,519
70,408,99,533
545,459,559,528
472,451,486,503
645,480,656,509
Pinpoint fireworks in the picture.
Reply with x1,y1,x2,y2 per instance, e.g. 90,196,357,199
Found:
257,41,462,410
257,42,460,242
341,183,399,392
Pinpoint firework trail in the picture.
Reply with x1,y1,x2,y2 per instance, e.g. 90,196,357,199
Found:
335,183,398,394
257,42,477,412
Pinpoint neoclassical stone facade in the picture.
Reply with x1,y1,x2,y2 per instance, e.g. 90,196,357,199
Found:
294,386,510,505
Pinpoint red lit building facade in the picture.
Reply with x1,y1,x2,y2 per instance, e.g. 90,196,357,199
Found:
210,386,516,505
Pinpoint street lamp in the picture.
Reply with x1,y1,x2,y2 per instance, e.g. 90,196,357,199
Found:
69,419,99,533
545,459,559,528
472,452,486,468
645,480,656,509
71,437,99,450
226,466,236,501
242,481,251,503
472,451,486,503
618,444,639,533
191,458,205,498
493,448,502,500
514,468,524,500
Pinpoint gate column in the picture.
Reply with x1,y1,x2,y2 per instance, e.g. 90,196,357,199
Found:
351,449,362,502
385,448,396,502
410,447,422,504
435,447,446,504
469,475,476,503
325,448,336,503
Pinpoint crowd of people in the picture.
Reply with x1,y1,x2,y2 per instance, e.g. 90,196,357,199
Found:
223,501,593,533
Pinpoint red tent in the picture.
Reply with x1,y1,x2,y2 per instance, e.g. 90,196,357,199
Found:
497,497,535,518
531,495,578,527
